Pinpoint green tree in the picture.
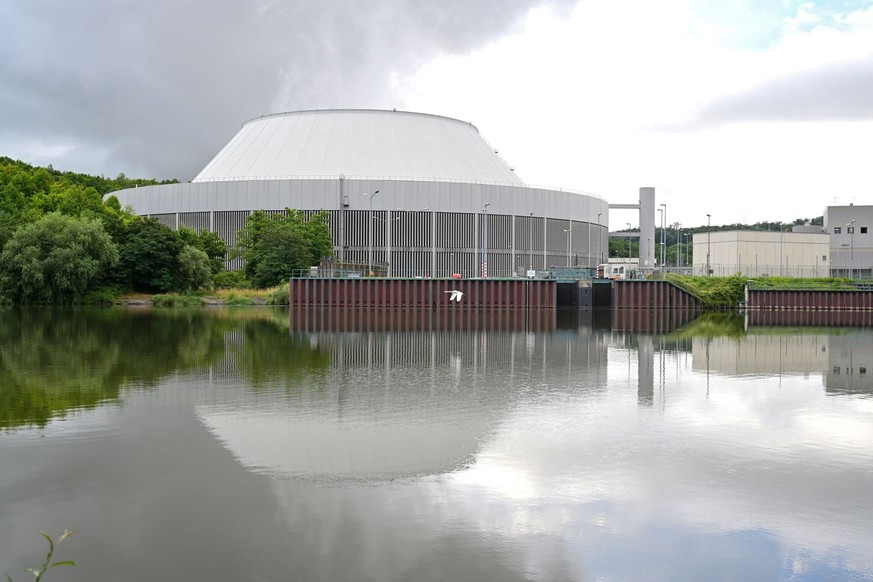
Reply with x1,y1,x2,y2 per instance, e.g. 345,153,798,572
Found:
176,245,212,292
235,210,333,288
116,218,184,293
178,226,227,274
0,213,118,304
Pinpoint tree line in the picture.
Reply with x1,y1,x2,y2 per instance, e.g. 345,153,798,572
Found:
608,216,824,266
0,157,332,304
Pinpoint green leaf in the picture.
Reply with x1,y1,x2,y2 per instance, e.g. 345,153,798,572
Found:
49,561,75,568
37,531,53,553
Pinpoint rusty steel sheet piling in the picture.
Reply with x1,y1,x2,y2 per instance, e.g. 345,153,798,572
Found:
288,278,556,309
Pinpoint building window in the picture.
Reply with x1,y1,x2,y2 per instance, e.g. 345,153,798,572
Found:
847,226,855,234
822,255,827,262
834,227,841,234
862,227,868,234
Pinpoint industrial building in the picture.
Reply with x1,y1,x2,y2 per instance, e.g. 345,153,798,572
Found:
693,203,872,279
692,229,830,278
824,204,873,278
110,109,616,278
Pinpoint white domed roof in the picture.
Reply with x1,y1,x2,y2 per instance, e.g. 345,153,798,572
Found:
193,109,523,185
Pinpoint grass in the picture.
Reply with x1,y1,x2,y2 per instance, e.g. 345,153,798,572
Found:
116,284,289,307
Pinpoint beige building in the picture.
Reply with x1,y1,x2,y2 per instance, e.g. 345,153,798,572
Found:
692,230,830,278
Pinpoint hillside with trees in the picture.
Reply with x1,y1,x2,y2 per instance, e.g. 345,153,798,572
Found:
0,157,332,303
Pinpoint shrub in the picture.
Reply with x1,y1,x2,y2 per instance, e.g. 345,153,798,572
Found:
225,294,255,306
212,270,250,289
152,294,202,307
267,283,290,305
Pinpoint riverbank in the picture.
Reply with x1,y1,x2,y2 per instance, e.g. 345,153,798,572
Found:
117,285,288,307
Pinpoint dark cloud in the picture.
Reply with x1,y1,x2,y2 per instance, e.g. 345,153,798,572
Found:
688,57,873,127
0,0,575,180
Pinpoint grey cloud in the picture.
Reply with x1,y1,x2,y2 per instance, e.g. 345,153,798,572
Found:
687,57,873,128
0,0,575,180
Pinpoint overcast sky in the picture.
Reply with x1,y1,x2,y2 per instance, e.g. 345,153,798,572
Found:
2,0,871,227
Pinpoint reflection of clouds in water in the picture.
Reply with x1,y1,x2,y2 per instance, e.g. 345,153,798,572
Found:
441,360,873,577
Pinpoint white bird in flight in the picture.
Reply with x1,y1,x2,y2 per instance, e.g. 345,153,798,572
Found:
445,290,464,302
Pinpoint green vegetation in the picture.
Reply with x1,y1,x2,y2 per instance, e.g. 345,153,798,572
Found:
152,293,203,307
747,277,858,290
0,157,332,303
666,275,864,310
234,209,333,288
667,274,747,309
5,530,76,581
0,308,330,431
0,213,118,304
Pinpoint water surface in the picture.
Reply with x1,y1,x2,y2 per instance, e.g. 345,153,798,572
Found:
1,308,871,581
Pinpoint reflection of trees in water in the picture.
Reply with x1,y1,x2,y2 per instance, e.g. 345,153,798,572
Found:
0,308,323,430
227,318,331,390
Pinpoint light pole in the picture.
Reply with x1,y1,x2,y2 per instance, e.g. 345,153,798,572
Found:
564,228,571,266
706,213,711,276
627,223,632,276
529,212,534,273
482,202,490,278
849,218,856,279
684,233,689,270
780,222,784,277
656,208,662,271
597,212,602,266
660,203,667,270
365,190,380,275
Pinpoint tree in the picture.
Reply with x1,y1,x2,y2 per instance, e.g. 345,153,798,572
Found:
176,245,212,292
178,226,227,274
235,210,333,288
116,218,184,293
0,213,118,304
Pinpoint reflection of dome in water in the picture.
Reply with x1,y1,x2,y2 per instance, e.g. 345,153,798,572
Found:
195,327,608,479
197,403,489,479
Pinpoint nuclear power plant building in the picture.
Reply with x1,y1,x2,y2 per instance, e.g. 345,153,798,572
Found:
110,109,609,277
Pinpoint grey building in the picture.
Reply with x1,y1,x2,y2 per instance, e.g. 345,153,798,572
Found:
110,109,610,278
824,204,873,278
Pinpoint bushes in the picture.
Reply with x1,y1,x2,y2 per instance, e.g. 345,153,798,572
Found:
212,270,250,289
267,283,290,305
152,294,202,307
0,213,118,304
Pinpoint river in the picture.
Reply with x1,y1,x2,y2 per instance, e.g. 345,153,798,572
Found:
1,307,871,581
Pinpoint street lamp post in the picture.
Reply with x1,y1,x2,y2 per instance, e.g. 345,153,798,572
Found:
656,209,662,272
482,203,490,278
660,203,667,271
706,213,711,276
597,212,602,266
627,222,632,277
684,233,689,270
849,218,856,279
563,228,571,266
529,212,534,272
365,190,380,275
